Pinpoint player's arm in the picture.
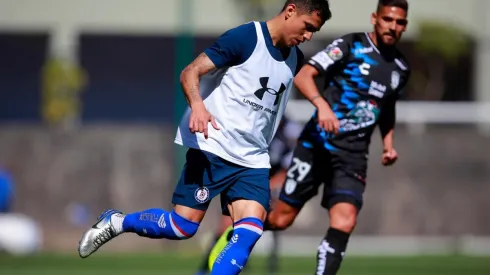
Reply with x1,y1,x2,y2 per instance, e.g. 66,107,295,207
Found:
294,37,350,133
180,23,254,107
295,65,339,133
180,53,217,107
378,96,399,166
378,99,396,151
294,64,328,109
380,68,410,150
270,169,287,189
180,23,255,137
180,54,220,138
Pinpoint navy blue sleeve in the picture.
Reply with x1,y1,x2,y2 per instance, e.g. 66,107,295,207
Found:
204,22,257,68
295,47,305,75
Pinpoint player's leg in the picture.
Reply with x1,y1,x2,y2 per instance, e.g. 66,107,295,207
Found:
206,140,321,270
315,161,366,275
78,148,219,258
207,221,235,272
195,216,233,275
205,172,291,269
207,140,321,269
268,183,286,275
267,140,322,231
268,230,280,274
210,168,270,275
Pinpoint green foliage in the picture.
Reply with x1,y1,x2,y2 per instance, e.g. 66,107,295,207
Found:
415,20,471,66
41,57,87,125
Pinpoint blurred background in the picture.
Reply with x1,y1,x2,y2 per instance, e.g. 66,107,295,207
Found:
0,0,489,274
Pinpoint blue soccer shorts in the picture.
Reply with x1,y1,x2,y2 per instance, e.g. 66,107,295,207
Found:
172,148,271,215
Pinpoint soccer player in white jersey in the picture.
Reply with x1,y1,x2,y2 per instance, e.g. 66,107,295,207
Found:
77,1,331,274
193,116,304,275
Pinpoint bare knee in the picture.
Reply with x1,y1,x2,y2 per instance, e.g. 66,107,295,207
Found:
230,199,267,222
268,212,294,230
174,204,206,223
267,201,300,231
329,203,358,233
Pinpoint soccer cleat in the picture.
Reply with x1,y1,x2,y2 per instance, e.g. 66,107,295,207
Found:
78,209,124,258
208,226,234,271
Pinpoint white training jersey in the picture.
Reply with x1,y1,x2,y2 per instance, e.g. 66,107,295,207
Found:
175,21,300,168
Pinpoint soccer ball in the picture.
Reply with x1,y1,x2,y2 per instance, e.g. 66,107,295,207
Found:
0,213,42,255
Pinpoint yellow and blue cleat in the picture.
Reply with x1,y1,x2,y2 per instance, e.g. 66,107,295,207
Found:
208,226,234,271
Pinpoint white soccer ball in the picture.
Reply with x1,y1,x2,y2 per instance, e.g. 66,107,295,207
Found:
0,213,42,255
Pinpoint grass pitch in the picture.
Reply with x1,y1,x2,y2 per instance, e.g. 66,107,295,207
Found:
0,253,488,275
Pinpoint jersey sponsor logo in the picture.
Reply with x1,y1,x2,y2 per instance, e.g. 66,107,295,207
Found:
354,47,374,55
254,77,286,106
359,63,371,75
309,51,334,70
339,100,380,132
330,38,344,46
245,77,286,115
242,99,278,115
368,81,387,98
309,39,344,70
327,46,343,61
391,71,400,89
194,187,210,203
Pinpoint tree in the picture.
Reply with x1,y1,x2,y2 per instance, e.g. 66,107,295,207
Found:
411,20,470,100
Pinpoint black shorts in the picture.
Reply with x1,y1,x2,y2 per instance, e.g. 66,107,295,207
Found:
278,140,367,211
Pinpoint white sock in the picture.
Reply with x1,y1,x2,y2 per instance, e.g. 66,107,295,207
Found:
110,213,126,234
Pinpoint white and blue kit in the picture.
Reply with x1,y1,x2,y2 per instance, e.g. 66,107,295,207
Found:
77,22,305,267
173,21,304,214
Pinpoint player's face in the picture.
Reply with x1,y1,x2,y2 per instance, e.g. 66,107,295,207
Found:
284,6,323,47
372,6,408,46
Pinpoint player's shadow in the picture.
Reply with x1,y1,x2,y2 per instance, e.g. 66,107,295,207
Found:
181,148,213,189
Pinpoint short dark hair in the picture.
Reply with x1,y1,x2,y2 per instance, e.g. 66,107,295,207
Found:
282,0,332,23
377,0,409,12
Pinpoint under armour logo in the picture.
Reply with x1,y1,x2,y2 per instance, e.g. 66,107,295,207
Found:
254,77,286,106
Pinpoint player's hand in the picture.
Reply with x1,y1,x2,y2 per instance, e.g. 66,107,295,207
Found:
189,102,220,139
317,103,340,134
382,148,398,166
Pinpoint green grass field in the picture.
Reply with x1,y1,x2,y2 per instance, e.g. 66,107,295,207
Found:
0,253,489,275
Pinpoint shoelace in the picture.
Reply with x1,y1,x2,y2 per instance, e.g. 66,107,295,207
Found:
93,227,113,246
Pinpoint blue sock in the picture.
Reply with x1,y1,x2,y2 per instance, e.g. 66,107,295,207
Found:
122,208,199,240
211,217,263,275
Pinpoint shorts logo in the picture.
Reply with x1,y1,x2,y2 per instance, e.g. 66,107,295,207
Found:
194,187,210,203
284,179,297,195
327,46,343,61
